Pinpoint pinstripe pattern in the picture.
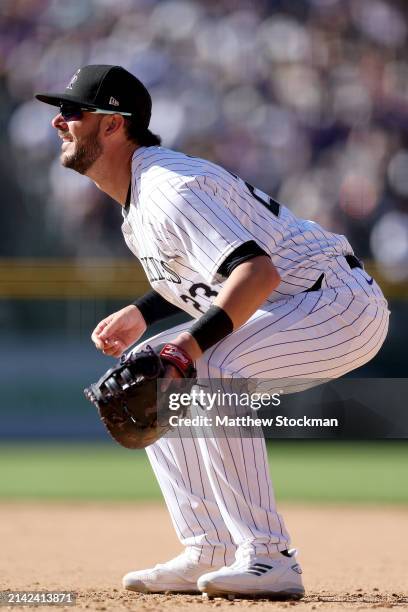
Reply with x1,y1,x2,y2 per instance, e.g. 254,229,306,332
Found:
121,146,363,317
147,435,235,567
124,145,389,563
131,261,389,559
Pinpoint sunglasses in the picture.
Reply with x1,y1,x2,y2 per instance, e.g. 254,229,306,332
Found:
59,103,132,121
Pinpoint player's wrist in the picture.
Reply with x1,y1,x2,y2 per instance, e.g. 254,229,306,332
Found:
170,332,202,361
129,303,146,323
159,343,197,378
189,305,234,353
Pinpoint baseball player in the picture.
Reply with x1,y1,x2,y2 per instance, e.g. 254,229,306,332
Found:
36,65,389,599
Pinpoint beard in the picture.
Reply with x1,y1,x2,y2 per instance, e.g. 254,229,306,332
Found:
61,122,103,174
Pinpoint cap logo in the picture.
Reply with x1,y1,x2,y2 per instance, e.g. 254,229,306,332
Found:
67,69,80,90
109,96,119,106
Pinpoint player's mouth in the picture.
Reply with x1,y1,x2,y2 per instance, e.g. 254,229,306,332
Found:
59,132,73,142
60,136,74,150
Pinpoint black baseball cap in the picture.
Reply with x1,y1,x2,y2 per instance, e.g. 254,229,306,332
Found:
35,64,152,128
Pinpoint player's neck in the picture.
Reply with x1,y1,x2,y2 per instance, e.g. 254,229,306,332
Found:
86,144,138,206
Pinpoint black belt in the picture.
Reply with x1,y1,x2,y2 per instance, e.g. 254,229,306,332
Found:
306,254,363,292
344,254,363,270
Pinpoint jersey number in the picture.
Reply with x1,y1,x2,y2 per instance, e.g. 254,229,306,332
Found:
227,170,280,217
244,181,280,217
180,283,218,314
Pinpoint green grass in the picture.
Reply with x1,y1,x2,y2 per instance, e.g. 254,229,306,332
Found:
0,442,407,503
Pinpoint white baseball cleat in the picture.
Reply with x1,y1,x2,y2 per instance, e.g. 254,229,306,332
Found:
122,551,222,593
197,548,305,599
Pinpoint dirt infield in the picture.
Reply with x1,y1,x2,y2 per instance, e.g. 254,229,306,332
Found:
1,502,407,611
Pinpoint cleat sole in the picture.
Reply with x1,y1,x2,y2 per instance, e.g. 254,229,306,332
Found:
200,587,305,601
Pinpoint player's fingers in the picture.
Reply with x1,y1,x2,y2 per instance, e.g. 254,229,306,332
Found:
91,325,105,339
93,318,111,336
93,331,119,352
98,316,122,341
91,319,112,344
93,336,106,350
102,339,126,357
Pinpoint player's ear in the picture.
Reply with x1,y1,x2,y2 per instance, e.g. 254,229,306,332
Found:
102,114,124,137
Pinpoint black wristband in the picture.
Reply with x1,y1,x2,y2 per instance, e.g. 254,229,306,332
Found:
133,290,182,326
189,306,234,353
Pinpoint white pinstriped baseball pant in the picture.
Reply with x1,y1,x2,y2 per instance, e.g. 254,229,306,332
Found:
132,257,389,567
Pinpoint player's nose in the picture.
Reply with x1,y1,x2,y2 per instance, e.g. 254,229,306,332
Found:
51,112,68,130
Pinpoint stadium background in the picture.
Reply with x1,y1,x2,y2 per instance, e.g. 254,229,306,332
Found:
1,3,408,608
1,0,407,513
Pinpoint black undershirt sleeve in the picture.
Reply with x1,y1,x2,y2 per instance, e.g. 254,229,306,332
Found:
217,240,270,278
133,290,183,326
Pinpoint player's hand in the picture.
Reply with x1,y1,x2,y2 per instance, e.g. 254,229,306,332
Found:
91,305,147,358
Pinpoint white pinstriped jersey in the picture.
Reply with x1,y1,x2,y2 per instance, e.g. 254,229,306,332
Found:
121,146,355,318
123,146,388,566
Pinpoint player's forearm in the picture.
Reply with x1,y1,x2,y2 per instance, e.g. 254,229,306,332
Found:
171,256,280,360
213,255,280,328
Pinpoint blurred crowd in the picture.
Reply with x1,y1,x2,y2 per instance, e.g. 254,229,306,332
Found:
1,0,408,280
